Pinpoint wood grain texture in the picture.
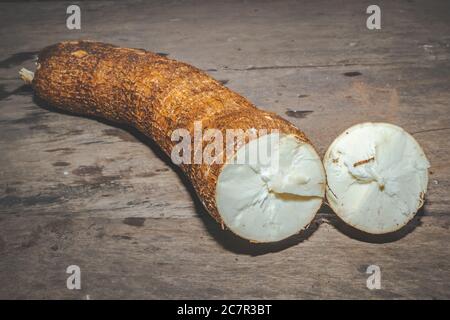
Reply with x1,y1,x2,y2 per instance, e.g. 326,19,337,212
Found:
0,0,449,299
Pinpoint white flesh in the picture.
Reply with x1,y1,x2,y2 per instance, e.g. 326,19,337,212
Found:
324,122,430,234
216,133,325,242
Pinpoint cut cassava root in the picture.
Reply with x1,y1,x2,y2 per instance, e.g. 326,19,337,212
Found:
324,122,430,234
21,40,325,243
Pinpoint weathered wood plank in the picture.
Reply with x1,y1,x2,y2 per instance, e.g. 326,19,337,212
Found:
0,0,449,299
0,214,449,299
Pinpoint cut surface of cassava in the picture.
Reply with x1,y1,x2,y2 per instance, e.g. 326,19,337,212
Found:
324,122,430,234
217,133,325,242
22,40,325,242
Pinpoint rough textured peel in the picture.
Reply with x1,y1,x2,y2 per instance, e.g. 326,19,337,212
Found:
324,122,430,234
25,40,325,242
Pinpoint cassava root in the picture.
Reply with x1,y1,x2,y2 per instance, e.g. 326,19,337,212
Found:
22,41,326,242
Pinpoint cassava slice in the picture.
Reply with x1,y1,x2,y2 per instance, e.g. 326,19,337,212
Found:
20,40,325,243
324,122,430,234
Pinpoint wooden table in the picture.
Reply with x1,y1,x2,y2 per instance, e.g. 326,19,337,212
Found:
0,0,449,299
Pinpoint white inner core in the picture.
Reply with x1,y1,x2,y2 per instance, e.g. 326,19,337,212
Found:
216,133,325,242
324,122,429,234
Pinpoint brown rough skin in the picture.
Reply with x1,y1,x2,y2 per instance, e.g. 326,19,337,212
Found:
31,40,310,228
